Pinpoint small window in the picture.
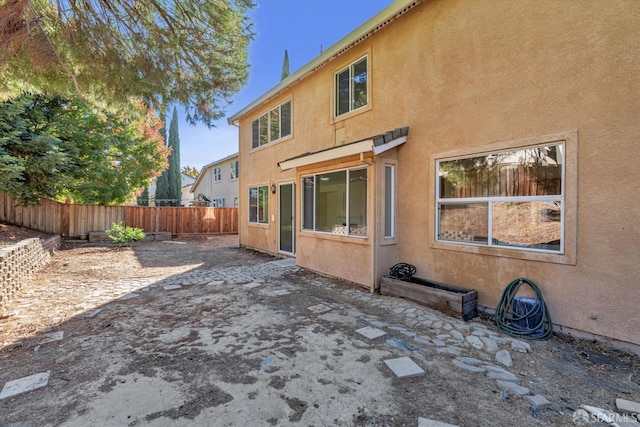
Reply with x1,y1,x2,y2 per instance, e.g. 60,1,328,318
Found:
251,100,292,149
436,143,564,253
249,185,269,224
212,198,225,207
335,56,368,117
213,167,221,182
301,167,367,237
384,164,395,238
230,161,239,180
234,197,239,208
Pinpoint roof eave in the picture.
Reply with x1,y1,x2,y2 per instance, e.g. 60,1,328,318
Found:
227,0,421,125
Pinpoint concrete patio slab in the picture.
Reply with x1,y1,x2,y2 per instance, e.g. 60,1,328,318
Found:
384,357,425,378
0,371,50,400
356,326,387,340
307,303,331,314
40,331,64,344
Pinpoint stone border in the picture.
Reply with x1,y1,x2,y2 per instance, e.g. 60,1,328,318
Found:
0,236,62,312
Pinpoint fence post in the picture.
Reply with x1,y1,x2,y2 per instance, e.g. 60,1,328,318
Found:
60,198,71,238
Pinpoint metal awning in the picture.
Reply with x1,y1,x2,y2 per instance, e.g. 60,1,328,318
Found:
278,127,408,171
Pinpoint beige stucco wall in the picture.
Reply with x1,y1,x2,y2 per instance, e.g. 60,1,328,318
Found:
235,0,640,346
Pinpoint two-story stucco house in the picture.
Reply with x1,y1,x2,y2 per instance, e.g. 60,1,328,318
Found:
191,153,239,207
228,0,640,350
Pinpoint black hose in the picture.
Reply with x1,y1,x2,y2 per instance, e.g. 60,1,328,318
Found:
495,277,553,340
389,263,416,281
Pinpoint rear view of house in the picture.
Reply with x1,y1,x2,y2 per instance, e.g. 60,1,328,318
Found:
228,0,640,350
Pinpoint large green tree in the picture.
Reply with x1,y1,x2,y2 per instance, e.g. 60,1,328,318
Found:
167,107,182,203
0,0,254,127
155,107,181,205
0,94,169,205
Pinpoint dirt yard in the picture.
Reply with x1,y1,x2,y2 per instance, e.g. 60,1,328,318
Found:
0,224,639,426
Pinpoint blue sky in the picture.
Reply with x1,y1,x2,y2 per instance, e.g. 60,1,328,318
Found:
177,0,394,171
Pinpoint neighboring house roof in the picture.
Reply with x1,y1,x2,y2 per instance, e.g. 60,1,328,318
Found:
227,0,421,124
191,153,239,192
182,173,196,186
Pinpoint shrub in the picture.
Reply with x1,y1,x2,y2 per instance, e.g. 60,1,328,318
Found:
105,222,145,247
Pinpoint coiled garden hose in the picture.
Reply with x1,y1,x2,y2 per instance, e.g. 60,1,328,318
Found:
495,277,553,340
389,263,417,281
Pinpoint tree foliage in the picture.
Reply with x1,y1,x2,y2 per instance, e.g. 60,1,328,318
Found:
137,187,150,206
0,0,255,127
167,107,182,202
281,49,290,81
0,94,169,205
155,106,181,205
182,166,199,179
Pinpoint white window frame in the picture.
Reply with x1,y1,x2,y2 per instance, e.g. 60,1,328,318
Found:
213,167,221,182
248,185,269,224
334,55,368,118
384,164,395,239
251,100,292,149
301,167,368,238
212,198,225,208
435,142,565,254
230,160,239,180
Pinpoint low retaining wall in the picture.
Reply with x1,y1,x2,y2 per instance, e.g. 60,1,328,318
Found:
0,236,62,312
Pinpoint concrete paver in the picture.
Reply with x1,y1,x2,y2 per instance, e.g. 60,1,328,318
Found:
384,357,425,378
307,303,332,313
0,371,50,400
418,418,460,427
356,326,387,340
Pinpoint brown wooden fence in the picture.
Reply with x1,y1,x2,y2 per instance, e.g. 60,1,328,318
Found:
0,192,237,237
125,206,238,235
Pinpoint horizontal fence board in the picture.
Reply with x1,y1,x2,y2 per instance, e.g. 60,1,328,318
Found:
1,192,237,237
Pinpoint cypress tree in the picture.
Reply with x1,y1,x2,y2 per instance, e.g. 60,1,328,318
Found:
138,187,150,206
281,49,290,81
154,109,169,205
166,107,182,205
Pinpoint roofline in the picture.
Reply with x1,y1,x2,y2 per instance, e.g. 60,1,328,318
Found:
192,152,239,190
227,0,421,125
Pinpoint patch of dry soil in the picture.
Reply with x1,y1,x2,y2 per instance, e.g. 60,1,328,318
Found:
0,227,638,426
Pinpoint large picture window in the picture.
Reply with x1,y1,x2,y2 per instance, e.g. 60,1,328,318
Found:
436,143,564,253
251,100,292,149
335,56,368,117
302,168,367,237
249,185,269,224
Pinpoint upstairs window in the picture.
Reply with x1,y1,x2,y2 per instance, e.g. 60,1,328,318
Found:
335,56,368,117
251,100,292,149
436,143,564,253
213,167,221,182
230,160,239,180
